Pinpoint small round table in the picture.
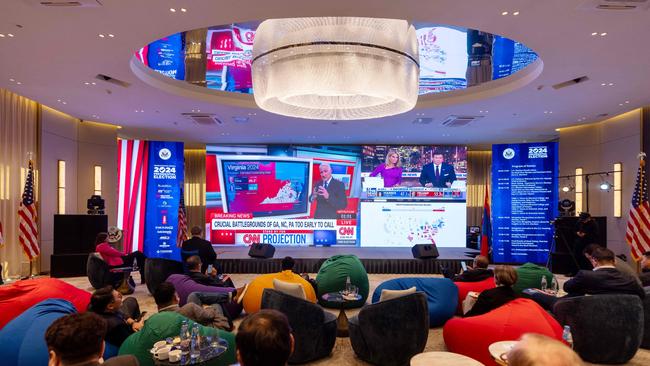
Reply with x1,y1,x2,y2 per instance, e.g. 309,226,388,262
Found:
488,340,518,366
410,351,485,365
321,292,362,337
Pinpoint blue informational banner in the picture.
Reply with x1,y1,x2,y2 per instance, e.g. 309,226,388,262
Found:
491,142,558,264
143,141,185,260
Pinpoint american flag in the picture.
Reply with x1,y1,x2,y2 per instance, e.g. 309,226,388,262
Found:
177,188,189,247
625,154,650,261
18,160,39,260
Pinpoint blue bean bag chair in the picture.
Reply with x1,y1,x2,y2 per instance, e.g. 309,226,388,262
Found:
373,277,458,327
0,298,77,366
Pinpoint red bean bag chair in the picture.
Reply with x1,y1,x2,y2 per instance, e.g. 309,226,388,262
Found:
454,277,496,314
443,298,563,366
0,278,91,330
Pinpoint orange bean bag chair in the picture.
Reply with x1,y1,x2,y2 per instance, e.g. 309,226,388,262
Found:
242,270,316,314
454,277,496,314
443,298,563,366
0,278,91,330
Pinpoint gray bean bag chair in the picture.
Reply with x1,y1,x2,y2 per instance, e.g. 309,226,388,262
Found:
349,292,429,366
553,294,643,364
261,289,337,364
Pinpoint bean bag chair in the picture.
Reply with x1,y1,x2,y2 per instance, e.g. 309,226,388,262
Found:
454,277,496,314
167,274,242,319
513,262,554,295
261,289,336,364
373,277,457,327
316,255,369,308
243,270,317,314
87,252,119,289
0,277,90,330
643,288,650,349
443,298,563,366
144,257,183,295
349,292,429,366
119,311,236,366
0,299,77,366
554,294,643,364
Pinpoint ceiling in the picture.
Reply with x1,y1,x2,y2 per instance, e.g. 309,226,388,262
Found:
1,0,649,147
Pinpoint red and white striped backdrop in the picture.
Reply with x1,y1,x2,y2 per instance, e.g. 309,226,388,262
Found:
117,140,150,254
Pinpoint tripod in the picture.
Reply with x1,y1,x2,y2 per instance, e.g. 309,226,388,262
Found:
546,220,580,274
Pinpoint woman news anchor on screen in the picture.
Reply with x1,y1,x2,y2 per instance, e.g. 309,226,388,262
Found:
369,149,403,187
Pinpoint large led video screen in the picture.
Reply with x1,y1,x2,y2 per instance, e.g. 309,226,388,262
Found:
206,145,467,247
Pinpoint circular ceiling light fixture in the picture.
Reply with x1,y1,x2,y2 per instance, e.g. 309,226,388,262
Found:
252,17,419,120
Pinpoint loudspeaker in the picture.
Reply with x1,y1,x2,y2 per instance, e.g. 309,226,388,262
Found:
411,244,439,259
248,243,275,259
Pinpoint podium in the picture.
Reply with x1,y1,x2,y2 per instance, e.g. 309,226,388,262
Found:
50,214,108,277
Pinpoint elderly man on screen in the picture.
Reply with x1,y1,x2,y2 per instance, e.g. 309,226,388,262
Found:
309,163,347,219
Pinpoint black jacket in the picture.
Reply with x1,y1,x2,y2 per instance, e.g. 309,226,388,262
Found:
312,178,347,219
187,271,229,288
464,286,518,317
182,236,217,273
564,267,645,298
453,268,494,282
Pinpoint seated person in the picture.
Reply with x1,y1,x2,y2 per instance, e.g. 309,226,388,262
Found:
45,312,139,366
641,251,650,287
583,244,640,285
154,282,232,331
94,232,146,283
464,265,518,317
186,255,234,288
507,333,584,366
445,255,493,282
182,225,221,274
87,286,144,347
529,247,645,310
236,309,294,366
281,256,318,293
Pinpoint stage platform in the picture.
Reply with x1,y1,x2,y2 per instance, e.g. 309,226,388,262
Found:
215,246,479,274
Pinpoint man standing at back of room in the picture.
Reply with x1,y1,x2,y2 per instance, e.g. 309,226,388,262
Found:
182,225,219,274
310,163,347,219
419,150,457,188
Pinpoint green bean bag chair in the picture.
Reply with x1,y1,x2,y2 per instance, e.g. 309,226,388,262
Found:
118,311,236,366
316,255,369,308
513,262,554,295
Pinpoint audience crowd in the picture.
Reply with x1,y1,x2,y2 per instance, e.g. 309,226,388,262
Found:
4,230,650,366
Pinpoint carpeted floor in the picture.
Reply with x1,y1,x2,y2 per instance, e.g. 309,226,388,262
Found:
61,273,650,366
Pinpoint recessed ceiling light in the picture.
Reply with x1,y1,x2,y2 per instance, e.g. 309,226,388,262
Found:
7,33,14,37
591,32,598,36
513,11,520,15
116,125,122,129
619,103,623,106
180,8,187,12
600,32,607,37
608,83,614,86
0,34,5,38
91,82,96,85
108,34,115,38
625,101,630,104
84,82,89,85
9,78,14,82
555,128,560,132
98,34,105,38
170,8,176,12
62,101,66,104
16,81,21,85
501,11,509,15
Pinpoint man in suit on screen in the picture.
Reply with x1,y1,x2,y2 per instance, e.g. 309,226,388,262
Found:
310,163,347,219
419,151,457,188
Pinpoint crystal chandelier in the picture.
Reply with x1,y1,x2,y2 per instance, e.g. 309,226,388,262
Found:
252,17,420,120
